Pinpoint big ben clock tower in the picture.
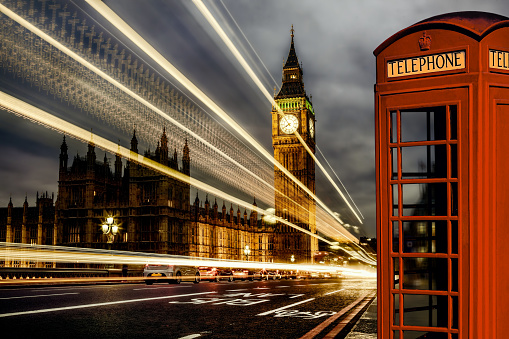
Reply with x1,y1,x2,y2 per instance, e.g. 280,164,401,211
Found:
272,27,317,263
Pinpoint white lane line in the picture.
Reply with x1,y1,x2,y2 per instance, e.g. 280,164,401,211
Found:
253,287,270,290
0,292,79,300
0,291,216,318
275,286,290,288
18,285,116,292
257,298,315,316
133,286,192,291
179,335,201,339
324,289,345,296
225,289,248,291
288,294,305,299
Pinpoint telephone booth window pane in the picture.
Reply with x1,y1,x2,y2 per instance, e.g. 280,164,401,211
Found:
403,220,447,253
392,148,398,179
450,105,457,140
402,258,448,290
451,220,458,254
402,183,448,216
401,107,447,142
403,331,447,339
394,293,400,325
450,144,458,178
391,111,398,143
394,257,400,289
401,145,447,179
452,296,459,329
452,258,458,292
403,294,448,327
393,184,399,216
393,330,400,339
393,221,399,252
451,182,458,216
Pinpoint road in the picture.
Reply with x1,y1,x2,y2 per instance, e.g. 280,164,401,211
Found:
0,277,376,338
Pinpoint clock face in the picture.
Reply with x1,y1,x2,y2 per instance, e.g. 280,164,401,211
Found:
309,118,315,138
280,114,299,134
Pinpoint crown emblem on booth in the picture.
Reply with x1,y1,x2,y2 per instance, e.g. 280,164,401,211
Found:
418,31,432,51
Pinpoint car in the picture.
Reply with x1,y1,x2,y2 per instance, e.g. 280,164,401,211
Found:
248,269,267,281
143,264,200,285
217,268,234,282
265,270,280,280
231,268,249,281
285,270,298,279
198,267,220,282
296,270,311,279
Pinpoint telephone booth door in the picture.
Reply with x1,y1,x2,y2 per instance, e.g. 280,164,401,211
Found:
377,89,468,339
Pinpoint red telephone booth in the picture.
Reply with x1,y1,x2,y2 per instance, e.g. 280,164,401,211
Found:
374,12,509,339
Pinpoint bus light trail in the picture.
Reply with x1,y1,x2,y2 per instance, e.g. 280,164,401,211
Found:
0,242,376,278
0,3,354,244
190,0,364,225
83,0,360,236
0,1,275,207
0,90,366,247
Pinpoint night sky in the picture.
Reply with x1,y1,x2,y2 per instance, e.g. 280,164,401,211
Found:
1,0,509,238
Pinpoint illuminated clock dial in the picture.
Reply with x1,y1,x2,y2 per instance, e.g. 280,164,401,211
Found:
280,114,299,134
309,118,315,138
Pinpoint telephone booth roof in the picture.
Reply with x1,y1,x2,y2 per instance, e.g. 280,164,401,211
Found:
374,11,509,56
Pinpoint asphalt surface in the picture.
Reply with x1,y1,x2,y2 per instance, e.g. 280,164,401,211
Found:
0,277,376,338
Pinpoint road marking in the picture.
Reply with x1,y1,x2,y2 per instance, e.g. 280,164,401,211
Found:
275,286,290,288
324,289,344,296
225,289,248,291
22,285,116,292
133,286,192,291
178,335,201,339
257,298,315,316
298,292,372,339
253,287,270,290
0,292,79,300
0,291,216,318
288,294,305,299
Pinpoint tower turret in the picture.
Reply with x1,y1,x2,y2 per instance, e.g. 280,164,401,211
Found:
59,136,68,178
182,139,190,175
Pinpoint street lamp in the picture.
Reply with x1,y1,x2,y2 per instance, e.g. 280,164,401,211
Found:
290,254,295,263
244,245,250,261
102,216,119,243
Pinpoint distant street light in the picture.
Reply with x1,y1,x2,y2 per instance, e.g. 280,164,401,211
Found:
102,216,118,243
244,245,251,261
290,255,295,263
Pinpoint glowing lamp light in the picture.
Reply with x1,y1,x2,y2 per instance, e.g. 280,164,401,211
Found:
101,224,109,234
111,225,119,235
107,216,114,225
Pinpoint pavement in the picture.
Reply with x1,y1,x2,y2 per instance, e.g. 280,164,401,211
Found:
345,297,377,338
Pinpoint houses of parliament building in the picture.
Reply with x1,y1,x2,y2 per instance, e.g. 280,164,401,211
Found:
0,30,319,266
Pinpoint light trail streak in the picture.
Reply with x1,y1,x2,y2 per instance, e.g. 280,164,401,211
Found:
0,4,345,243
0,90,357,246
0,2,274,208
0,242,375,277
190,0,363,225
83,0,360,239
316,146,364,219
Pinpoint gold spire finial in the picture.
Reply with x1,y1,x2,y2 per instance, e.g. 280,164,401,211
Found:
290,24,294,38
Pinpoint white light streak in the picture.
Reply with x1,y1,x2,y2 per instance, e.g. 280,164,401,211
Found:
84,0,360,239
0,242,374,276
0,90,340,246
190,0,364,225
